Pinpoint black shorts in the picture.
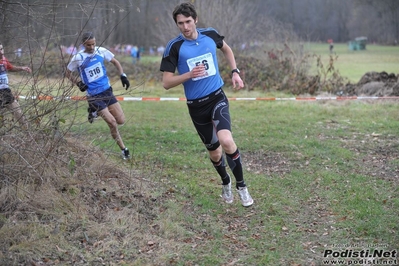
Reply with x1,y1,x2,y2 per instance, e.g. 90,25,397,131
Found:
0,88,15,108
187,88,231,150
87,87,118,112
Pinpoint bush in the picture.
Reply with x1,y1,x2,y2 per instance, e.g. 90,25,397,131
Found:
219,44,348,95
36,44,348,96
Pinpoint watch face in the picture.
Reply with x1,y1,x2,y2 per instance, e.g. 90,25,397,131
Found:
232,68,240,74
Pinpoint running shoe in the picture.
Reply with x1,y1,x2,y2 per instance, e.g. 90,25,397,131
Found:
221,182,233,204
88,108,98,123
122,148,130,160
237,186,254,207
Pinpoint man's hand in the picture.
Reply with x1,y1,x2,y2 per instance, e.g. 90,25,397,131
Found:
232,73,244,90
191,64,206,79
21,66,31,73
76,81,88,92
121,74,130,90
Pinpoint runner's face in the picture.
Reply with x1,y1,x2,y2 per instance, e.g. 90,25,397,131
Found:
83,38,96,54
0,45,4,58
176,14,197,40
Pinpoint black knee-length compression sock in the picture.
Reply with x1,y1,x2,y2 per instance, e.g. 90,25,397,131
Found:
226,149,246,189
211,156,230,185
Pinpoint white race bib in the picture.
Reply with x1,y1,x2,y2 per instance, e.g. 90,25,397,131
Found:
0,74,8,89
186,53,216,81
84,62,104,83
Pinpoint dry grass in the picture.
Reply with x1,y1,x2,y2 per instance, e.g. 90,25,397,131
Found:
0,128,181,265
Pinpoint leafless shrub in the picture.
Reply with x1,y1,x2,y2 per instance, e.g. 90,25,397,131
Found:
0,1,181,263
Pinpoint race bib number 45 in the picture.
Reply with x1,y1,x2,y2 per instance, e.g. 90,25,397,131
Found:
186,53,216,81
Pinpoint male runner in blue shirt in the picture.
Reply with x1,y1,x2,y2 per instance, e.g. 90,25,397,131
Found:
160,2,253,207
66,32,131,160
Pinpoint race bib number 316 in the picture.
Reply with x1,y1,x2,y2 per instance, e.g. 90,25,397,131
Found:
186,53,216,81
84,62,104,83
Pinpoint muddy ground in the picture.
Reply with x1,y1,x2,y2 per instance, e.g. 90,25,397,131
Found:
333,71,399,96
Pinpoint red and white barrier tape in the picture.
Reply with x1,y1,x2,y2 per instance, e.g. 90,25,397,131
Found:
16,95,399,101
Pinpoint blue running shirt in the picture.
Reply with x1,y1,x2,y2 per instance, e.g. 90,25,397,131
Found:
67,47,113,96
160,28,225,100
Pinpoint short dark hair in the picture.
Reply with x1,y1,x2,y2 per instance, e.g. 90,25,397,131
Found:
172,2,197,24
81,32,94,44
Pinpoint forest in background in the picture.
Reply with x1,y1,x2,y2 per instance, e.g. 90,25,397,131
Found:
0,0,398,57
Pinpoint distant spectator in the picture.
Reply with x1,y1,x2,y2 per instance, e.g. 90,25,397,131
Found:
78,44,84,52
157,45,165,56
328,39,334,54
126,44,132,55
15,48,22,58
114,44,121,54
130,45,138,64
138,46,144,60
149,46,155,56
66,44,77,55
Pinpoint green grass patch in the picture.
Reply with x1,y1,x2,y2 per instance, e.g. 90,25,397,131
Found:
305,42,399,82
67,98,399,265
6,42,399,265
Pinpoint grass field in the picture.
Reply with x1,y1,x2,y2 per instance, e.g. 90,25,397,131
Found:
98,43,399,264
82,99,399,265
1,43,399,265
304,42,399,83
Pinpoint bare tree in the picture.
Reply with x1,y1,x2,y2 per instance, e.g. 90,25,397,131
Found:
349,0,399,43
0,0,130,189
151,0,299,54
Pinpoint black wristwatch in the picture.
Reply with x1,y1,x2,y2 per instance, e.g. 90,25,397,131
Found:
231,68,240,75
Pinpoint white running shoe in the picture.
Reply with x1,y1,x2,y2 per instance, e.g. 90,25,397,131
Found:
237,187,254,207
122,148,130,160
221,182,233,204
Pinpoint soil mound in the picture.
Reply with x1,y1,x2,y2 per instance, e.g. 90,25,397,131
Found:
335,71,399,96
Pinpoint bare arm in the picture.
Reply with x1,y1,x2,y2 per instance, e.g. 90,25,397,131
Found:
9,65,31,73
220,41,244,90
162,71,190,90
162,65,206,90
110,57,124,76
65,69,79,84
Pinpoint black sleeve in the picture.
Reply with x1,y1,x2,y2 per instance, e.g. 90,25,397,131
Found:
160,40,183,73
201,28,225,49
